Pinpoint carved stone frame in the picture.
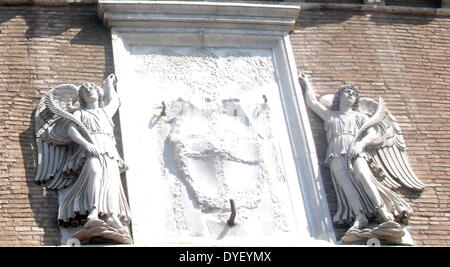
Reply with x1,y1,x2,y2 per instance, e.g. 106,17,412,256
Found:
99,0,335,246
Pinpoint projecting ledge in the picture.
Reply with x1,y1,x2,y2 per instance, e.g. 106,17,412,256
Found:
98,0,300,32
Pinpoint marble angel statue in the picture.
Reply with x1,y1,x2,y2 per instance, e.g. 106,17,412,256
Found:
33,74,132,244
298,74,425,244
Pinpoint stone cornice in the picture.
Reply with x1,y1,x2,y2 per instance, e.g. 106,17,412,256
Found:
98,1,300,32
294,2,450,17
0,0,95,6
2,1,450,17
0,0,450,16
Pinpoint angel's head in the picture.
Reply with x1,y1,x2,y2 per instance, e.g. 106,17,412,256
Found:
332,84,359,111
79,82,104,108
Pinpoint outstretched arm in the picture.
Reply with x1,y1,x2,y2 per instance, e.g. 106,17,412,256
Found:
298,73,328,121
102,73,120,118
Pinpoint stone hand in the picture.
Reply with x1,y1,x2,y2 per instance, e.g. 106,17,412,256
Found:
108,73,117,83
298,73,310,90
84,142,100,158
349,142,364,160
103,73,117,88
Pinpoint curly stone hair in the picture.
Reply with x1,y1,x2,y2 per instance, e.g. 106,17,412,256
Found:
331,84,360,111
78,82,104,108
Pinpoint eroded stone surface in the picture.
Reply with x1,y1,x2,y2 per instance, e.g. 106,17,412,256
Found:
341,221,412,245
125,47,299,239
72,219,133,245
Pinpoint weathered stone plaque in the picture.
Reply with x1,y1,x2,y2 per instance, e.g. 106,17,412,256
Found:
99,0,334,245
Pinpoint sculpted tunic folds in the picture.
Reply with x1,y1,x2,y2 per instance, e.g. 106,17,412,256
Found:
324,111,374,223
33,76,134,244
324,110,412,224
325,110,368,166
58,108,130,225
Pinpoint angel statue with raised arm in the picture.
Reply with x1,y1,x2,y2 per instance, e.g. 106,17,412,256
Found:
33,74,132,245
298,73,425,245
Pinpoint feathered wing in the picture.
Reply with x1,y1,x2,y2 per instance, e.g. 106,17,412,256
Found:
358,97,426,192
34,84,84,190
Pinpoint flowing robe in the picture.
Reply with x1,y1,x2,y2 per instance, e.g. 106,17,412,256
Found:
58,108,130,225
324,110,412,224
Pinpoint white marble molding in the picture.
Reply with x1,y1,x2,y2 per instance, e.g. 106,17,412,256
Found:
98,0,335,246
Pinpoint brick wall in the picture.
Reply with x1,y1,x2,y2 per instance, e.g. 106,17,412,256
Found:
0,5,113,246
291,10,450,246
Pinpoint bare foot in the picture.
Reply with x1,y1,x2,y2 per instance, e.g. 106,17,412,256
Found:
87,208,99,221
379,207,394,222
349,214,368,231
106,215,124,228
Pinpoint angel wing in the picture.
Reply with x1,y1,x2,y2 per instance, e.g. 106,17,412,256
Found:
358,97,426,192
34,84,86,190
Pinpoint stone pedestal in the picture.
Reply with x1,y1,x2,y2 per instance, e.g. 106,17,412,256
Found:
341,221,413,246
72,219,133,245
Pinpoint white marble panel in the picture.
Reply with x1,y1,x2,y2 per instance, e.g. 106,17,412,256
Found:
100,1,335,246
